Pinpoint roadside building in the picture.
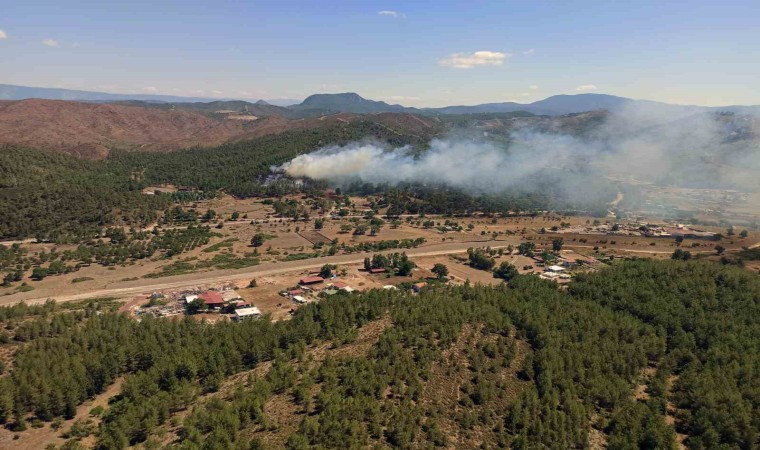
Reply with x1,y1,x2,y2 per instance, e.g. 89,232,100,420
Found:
369,268,387,274
412,282,427,293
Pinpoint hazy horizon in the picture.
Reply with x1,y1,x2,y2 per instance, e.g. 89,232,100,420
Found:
1,0,759,108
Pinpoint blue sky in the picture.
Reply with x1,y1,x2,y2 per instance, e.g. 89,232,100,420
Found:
1,0,758,106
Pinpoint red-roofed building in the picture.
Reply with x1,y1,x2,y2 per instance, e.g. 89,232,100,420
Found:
200,291,224,308
331,281,349,289
412,282,427,293
288,289,305,296
369,268,387,274
299,276,324,285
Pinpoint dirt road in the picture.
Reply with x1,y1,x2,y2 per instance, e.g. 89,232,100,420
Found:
4,239,515,306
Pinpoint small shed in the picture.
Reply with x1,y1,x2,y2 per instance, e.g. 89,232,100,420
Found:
292,295,307,304
412,282,427,293
545,265,566,273
184,294,199,304
369,268,387,274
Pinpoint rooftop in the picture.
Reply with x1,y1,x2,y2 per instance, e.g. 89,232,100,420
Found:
199,291,224,305
299,276,325,285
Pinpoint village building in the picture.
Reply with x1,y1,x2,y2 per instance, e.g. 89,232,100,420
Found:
199,291,225,309
299,276,324,285
234,307,262,320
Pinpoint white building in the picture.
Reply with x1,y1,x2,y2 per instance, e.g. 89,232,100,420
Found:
234,307,262,320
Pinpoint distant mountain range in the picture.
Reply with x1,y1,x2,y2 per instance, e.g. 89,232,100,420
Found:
0,84,299,107
297,92,760,116
2,83,758,116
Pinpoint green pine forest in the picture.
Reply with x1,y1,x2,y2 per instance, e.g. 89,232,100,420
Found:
0,259,757,449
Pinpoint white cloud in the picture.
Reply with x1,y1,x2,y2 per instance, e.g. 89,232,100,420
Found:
378,10,406,18
211,90,223,95
439,51,510,69
42,38,59,47
520,93,531,97
0,30,7,39
523,48,534,55
529,85,539,90
575,84,598,92
142,86,158,93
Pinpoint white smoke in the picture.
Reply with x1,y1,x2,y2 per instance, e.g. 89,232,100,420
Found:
278,104,760,197
281,135,596,193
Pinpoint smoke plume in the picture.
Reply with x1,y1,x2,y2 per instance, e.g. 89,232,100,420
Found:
278,104,760,200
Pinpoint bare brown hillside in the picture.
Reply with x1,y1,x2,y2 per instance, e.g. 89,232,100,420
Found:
0,99,262,158
0,100,439,158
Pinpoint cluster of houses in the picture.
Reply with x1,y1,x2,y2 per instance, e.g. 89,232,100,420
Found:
183,289,262,320
281,275,358,304
530,249,599,269
544,221,717,240
539,264,572,281
528,250,601,282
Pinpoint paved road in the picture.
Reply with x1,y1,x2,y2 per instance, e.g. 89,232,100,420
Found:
6,239,514,306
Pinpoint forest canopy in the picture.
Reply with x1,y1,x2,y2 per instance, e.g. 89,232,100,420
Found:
0,259,756,449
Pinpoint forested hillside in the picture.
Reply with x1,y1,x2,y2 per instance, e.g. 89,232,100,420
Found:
0,115,611,242
0,260,756,449
0,119,435,241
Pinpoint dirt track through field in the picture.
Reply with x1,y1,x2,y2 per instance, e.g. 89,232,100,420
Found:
4,239,515,306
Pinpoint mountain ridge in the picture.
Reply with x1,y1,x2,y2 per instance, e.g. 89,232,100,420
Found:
0,83,299,107
4,83,759,116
